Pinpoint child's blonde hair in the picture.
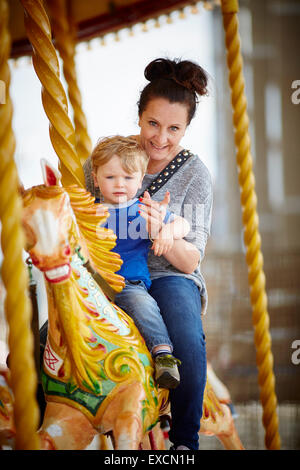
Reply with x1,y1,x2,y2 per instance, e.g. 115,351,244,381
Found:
91,135,149,175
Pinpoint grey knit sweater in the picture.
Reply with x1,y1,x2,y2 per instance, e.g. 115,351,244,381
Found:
83,150,213,314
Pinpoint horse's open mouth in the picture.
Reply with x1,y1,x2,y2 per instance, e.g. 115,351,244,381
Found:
44,264,71,283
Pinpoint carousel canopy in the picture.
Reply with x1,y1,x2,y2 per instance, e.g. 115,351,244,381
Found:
10,0,217,58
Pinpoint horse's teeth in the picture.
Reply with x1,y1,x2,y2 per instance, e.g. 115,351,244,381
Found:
45,265,69,279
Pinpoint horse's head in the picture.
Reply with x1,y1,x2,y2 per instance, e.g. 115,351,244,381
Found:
22,161,77,283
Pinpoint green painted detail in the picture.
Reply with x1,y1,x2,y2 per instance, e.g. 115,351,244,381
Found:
75,246,85,262
95,360,117,396
146,419,159,432
98,366,108,380
66,380,77,394
120,364,130,375
138,352,151,368
141,403,159,432
141,406,147,424
42,370,106,417
85,368,101,395
149,376,154,388
101,377,117,396
82,379,100,395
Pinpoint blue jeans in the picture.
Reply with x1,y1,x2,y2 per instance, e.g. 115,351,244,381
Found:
149,276,207,450
114,280,173,353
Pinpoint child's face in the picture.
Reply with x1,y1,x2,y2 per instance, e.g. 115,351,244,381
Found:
93,154,144,204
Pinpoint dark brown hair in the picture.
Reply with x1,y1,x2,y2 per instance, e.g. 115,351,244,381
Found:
138,58,209,124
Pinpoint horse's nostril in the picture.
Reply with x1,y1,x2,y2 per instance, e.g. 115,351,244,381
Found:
64,245,71,256
30,253,39,265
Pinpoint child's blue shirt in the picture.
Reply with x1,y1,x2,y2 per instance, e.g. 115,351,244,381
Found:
96,198,173,289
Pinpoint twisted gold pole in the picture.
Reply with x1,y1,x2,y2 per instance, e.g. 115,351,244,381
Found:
20,0,85,188
221,0,280,449
0,0,39,449
48,0,92,165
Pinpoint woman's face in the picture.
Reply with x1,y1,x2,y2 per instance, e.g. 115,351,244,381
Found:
138,97,189,169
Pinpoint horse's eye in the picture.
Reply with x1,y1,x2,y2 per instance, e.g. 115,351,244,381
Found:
22,222,37,252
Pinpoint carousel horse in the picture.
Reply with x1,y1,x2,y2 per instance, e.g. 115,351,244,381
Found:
206,362,238,419
20,160,244,450
0,367,15,449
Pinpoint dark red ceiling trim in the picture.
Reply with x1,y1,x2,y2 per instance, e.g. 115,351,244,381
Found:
10,0,195,59
76,0,193,39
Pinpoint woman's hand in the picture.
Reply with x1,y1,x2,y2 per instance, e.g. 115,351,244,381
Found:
138,190,200,272
138,190,170,240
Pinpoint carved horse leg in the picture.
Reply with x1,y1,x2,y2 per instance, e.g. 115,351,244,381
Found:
99,381,145,450
207,363,237,416
38,402,100,450
140,422,166,450
149,423,167,450
200,401,244,450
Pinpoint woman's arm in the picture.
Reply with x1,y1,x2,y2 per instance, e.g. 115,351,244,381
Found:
157,238,201,274
150,215,190,257
139,166,212,274
167,165,213,274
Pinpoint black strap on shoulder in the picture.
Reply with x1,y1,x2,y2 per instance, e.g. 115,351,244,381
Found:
143,149,193,197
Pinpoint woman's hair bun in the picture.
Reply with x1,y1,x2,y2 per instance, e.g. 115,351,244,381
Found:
144,58,208,96
144,58,174,81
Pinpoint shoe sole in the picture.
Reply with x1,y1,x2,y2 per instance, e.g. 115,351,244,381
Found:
156,372,180,389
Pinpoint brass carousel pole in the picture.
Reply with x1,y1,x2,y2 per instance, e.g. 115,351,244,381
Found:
20,0,85,188
48,0,92,165
221,0,281,449
0,0,40,449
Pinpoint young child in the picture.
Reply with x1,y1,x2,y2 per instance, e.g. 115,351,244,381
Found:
91,136,190,389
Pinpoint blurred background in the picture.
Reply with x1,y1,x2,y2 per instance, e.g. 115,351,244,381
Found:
1,0,299,449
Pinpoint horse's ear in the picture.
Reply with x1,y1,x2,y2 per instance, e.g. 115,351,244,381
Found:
18,183,26,197
41,159,62,186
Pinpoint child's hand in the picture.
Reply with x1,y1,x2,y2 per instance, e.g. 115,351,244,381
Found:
151,224,174,256
138,191,170,240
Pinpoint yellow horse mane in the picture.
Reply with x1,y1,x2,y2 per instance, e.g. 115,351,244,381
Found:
66,185,125,293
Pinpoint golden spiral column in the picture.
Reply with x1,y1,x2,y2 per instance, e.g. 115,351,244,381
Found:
48,0,92,165
221,0,280,449
20,0,85,188
0,0,40,449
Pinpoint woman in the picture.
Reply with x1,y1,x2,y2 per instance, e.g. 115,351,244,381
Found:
84,57,213,450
